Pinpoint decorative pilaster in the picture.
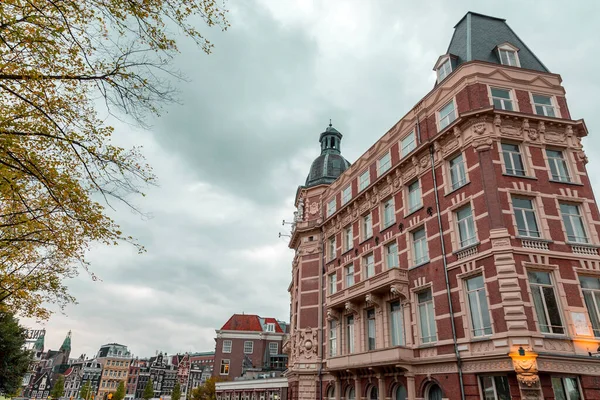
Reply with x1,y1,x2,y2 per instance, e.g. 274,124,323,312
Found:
405,373,416,400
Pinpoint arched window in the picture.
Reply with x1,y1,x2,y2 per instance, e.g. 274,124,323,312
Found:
427,384,442,400
395,385,407,400
346,387,355,400
368,386,378,400
327,385,335,400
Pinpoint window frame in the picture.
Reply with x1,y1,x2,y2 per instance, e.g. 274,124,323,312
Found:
479,376,511,400
363,253,375,279
497,44,520,67
377,152,392,177
407,180,422,214
400,131,417,158
222,340,232,354
341,185,352,205
382,197,396,228
343,225,353,252
465,275,493,338
527,270,565,335
345,264,355,288
437,58,452,82
551,376,583,400
531,93,557,118
411,227,429,267
559,202,589,244
346,314,355,354
417,289,437,344
546,148,571,183
389,300,405,346
329,272,337,295
489,86,515,111
366,308,376,350
362,213,373,241
327,198,336,217
268,342,278,355
512,196,541,238
385,241,399,269
456,204,477,248
328,236,336,261
448,152,468,191
438,99,457,130
220,359,230,375
501,142,526,177
579,275,600,338
329,320,337,357
359,170,370,192
243,340,254,354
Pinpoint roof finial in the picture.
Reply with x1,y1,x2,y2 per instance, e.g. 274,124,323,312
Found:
329,119,332,127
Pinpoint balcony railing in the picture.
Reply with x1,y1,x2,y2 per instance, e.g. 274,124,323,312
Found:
327,346,413,370
327,267,408,309
571,244,599,256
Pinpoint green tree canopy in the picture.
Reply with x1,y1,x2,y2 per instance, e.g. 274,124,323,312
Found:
172,382,181,400
143,379,154,400
50,375,65,399
191,377,225,400
0,0,229,320
0,309,31,395
79,381,92,400
113,381,126,400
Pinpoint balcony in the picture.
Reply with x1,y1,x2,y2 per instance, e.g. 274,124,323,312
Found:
327,346,413,370
327,267,409,309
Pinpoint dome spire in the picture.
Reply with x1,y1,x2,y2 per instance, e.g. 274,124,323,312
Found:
305,123,351,188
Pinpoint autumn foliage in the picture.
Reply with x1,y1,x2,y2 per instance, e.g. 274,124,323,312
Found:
0,0,228,318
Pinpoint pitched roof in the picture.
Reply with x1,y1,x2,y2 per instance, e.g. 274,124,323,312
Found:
444,12,548,73
220,314,284,333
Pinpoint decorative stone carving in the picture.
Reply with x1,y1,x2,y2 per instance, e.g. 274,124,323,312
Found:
494,114,502,127
365,293,382,307
537,121,545,135
471,340,494,354
345,301,358,314
393,169,401,189
544,129,566,144
473,122,486,135
511,354,539,387
543,339,574,352
578,151,589,165
461,359,512,372
297,198,305,222
499,119,522,137
522,119,538,141
297,327,318,359
327,308,340,321
492,238,511,248
390,284,408,299
309,202,319,215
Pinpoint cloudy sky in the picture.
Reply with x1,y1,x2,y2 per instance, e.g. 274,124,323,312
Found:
26,0,600,359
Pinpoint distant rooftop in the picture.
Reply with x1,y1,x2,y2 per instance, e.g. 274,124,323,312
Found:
219,314,286,333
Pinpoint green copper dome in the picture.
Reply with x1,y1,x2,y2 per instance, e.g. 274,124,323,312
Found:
305,123,351,188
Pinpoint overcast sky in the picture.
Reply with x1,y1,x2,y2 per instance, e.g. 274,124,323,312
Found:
25,0,600,359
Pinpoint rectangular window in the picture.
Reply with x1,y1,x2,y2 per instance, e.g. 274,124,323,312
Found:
401,132,417,157
266,323,275,332
407,180,422,213
449,153,467,190
491,88,514,111
386,242,398,269
466,275,492,337
437,59,452,82
362,213,373,240
412,228,429,266
327,198,336,217
382,198,395,228
390,301,405,346
551,377,582,400
546,149,571,182
220,360,230,375
222,340,232,353
512,197,540,238
560,203,588,243
533,94,556,117
329,320,337,357
344,226,353,252
439,100,456,130
579,276,600,338
378,152,391,176
346,315,355,354
345,264,354,288
480,376,511,400
528,271,564,334
364,253,374,278
366,309,376,350
328,236,336,260
499,49,518,66
329,273,337,295
342,185,352,205
501,143,525,176
418,289,437,343
359,170,370,191
243,341,253,354
456,205,477,248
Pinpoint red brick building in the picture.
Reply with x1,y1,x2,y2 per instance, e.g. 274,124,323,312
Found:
213,314,289,380
287,12,600,400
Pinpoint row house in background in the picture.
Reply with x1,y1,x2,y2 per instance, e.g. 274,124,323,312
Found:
288,11,600,400
62,356,103,400
133,352,177,399
97,343,133,399
213,314,289,381
127,358,147,399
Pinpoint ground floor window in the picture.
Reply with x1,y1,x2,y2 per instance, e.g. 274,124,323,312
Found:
394,385,407,400
479,376,510,400
369,386,378,400
552,376,582,400
327,385,335,400
346,386,355,400
426,384,442,400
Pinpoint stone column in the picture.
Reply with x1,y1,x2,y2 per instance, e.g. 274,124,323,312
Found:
405,373,415,400
377,374,386,400
354,375,362,400
402,301,412,346
335,379,342,400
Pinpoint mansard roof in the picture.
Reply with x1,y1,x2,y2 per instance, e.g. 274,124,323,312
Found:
219,314,284,333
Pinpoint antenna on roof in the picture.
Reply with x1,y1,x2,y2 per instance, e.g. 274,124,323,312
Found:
329,118,332,127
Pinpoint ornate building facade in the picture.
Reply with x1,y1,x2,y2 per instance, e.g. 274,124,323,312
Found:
287,12,600,400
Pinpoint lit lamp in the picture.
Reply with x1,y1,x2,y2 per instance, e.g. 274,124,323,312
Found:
509,347,538,387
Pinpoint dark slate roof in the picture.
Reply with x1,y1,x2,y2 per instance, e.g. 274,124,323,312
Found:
445,12,548,73
305,153,351,188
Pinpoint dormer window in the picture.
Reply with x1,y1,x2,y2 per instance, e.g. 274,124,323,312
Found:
497,43,520,67
266,323,275,332
437,58,452,82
